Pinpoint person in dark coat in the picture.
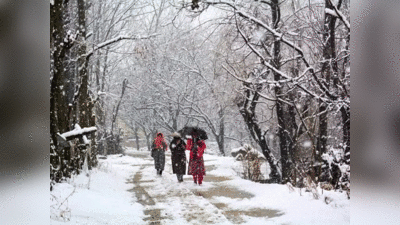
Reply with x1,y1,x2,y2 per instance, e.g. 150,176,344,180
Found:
169,132,186,182
151,132,168,176
186,134,206,185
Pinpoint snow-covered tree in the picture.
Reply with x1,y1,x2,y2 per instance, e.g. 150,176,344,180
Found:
181,0,350,187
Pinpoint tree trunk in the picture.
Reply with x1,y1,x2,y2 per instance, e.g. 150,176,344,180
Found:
341,106,350,163
95,47,109,154
76,0,89,126
317,0,338,180
101,47,110,93
50,0,69,146
135,125,140,151
145,131,151,151
51,0,74,181
237,81,280,182
271,0,291,184
340,0,350,164
111,79,128,135
76,0,97,166
218,109,225,156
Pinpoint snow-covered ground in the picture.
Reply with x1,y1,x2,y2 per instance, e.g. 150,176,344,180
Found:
50,154,145,224
51,147,350,224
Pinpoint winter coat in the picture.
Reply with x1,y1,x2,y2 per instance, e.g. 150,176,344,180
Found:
186,138,206,176
151,133,168,170
153,149,166,170
170,137,186,175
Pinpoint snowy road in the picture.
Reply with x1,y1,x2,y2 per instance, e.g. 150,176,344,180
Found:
125,150,284,224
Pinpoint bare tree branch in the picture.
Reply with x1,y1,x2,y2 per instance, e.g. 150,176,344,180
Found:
327,0,350,30
85,34,159,60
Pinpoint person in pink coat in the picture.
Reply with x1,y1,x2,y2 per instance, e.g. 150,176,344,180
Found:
186,134,206,185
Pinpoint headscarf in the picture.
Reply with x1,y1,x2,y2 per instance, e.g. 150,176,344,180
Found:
154,132,168,150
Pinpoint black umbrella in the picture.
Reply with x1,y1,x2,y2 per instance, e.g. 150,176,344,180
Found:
178,126,208,140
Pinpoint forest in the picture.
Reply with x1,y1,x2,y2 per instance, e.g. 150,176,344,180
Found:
50,0,350,195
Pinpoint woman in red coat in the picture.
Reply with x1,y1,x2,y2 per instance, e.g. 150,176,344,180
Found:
186,134,206,185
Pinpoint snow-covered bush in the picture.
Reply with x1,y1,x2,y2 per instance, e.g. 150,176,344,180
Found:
321,147,350,198
232,144,265,181
231,144,266,160
304,175,320,199
290,157,321,199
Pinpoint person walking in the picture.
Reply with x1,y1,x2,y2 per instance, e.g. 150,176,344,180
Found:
151,132,168,176
186,134,206,185
169,132,186,182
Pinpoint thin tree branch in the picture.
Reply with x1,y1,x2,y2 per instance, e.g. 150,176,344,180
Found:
85,34,159,60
